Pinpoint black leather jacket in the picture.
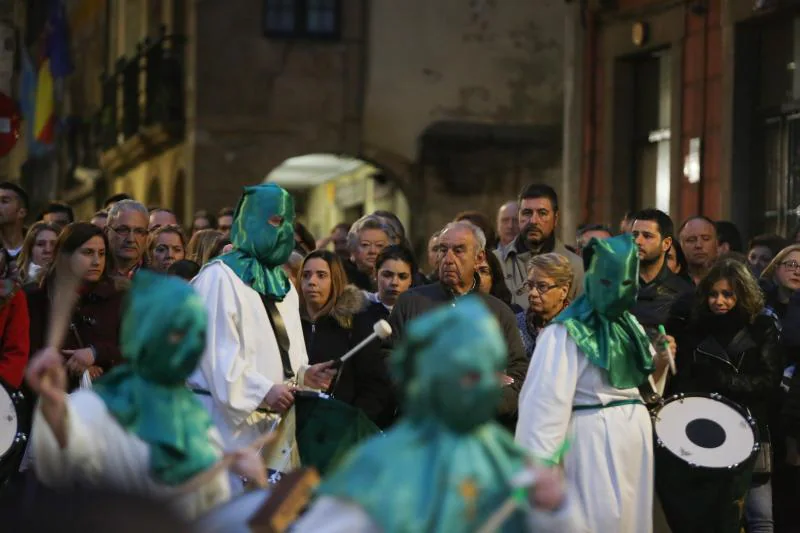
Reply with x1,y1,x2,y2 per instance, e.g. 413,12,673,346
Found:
674,313,783,437
631,262,693,335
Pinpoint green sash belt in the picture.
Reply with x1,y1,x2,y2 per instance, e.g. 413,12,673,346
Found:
572,398,643,412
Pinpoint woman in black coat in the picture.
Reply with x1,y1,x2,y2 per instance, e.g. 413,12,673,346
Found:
299,250,392,427
668,259,783,533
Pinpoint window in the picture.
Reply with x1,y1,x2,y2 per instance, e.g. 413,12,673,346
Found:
263,0,341,39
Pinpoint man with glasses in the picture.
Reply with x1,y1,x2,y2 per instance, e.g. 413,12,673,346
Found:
105,200,149,279
384,220,529,430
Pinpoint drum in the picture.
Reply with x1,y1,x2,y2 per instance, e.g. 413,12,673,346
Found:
294,391,381,476
0,382,30,489
652,392,759,532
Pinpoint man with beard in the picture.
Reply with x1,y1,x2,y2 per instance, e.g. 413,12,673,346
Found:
494,184,583,310
384,221,528,430
629,209,693,335
187,184,336,493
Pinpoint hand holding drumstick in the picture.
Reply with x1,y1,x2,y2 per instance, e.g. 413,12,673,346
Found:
26,257,87,449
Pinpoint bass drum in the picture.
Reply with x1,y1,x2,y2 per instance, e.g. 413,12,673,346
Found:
0,382,30,490
652,392,759,533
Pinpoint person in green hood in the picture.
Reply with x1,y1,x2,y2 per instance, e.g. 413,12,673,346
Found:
515,234,673,533
186,183,336,493
292,296,582,532
26,271,265,520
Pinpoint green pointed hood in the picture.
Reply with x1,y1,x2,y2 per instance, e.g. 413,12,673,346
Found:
217,183,295,300
553,234,654,389
93,270,218,485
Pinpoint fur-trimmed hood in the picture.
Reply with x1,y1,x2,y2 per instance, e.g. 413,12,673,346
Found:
302,284,367,329
329,285,368,329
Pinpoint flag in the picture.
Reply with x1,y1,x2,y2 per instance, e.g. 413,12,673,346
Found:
33,58,55,144
19,49,51,156
46,0,73,78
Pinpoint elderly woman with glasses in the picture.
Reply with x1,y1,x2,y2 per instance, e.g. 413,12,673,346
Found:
516,253,574,359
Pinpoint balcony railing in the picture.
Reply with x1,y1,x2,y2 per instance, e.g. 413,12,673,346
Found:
96,27,186,158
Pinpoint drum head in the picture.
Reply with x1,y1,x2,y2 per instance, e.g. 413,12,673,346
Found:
194,489,271,533
654,395,756,469
0,386,17,458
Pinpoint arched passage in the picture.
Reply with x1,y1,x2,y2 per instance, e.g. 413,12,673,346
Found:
263,153,410,247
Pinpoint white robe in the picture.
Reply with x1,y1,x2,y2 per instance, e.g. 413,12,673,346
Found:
187,261,309,487
32,390,230,521
292,493,584,532
515,324,654,533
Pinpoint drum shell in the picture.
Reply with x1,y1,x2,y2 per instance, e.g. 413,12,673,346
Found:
653,393,758,533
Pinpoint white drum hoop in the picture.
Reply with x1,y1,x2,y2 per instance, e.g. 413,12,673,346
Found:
651,392,759,469
0,384,19,459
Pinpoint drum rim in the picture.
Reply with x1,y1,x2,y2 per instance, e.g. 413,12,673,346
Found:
651,391,760,470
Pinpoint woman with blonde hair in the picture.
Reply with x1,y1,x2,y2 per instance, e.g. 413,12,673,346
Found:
145,225,186,273
186,229,225,266
16,222,60,285
515,253,574,358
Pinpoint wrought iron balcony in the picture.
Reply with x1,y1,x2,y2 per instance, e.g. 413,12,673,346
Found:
96,27,186,171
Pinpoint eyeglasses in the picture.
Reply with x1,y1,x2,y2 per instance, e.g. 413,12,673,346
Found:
109,225,148,238
522,281,559,294
781,261,800,272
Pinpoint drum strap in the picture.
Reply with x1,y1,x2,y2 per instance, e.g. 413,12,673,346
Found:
261,296,296,381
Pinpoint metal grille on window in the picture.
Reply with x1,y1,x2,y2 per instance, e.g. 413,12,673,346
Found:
266,0,296,33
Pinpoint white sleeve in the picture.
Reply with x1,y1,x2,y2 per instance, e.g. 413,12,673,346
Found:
31,394,104,487
192,265,273,427
291,496,378,533
515,324,579,463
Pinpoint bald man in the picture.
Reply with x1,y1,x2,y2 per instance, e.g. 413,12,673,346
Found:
496,201,519,251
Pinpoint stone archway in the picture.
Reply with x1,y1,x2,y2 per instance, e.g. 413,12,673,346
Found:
146,178,161,208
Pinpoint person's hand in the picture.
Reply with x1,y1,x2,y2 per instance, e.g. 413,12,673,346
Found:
27,347,68,403
262,384,296,413
304,361,338,390
63,348,95,375
88,366,104,380
652,333,676,373
232,447,267,489
529,466,566,512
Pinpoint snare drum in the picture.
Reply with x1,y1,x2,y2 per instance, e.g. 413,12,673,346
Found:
0,382,30,489
652,392,759,532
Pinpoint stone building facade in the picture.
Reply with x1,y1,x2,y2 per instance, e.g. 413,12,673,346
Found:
17,0,570,253
573,0,800,241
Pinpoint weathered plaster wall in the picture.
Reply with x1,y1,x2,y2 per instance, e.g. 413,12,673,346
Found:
363,0,567,246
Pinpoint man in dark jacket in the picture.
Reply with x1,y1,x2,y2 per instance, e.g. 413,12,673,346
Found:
385,220,529,430
629,209,693,336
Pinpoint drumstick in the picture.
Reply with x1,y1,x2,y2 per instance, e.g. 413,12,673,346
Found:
476,469,540,533
46,256,87,351
657,325,677,376
337,320,392,364
175,430,279,495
